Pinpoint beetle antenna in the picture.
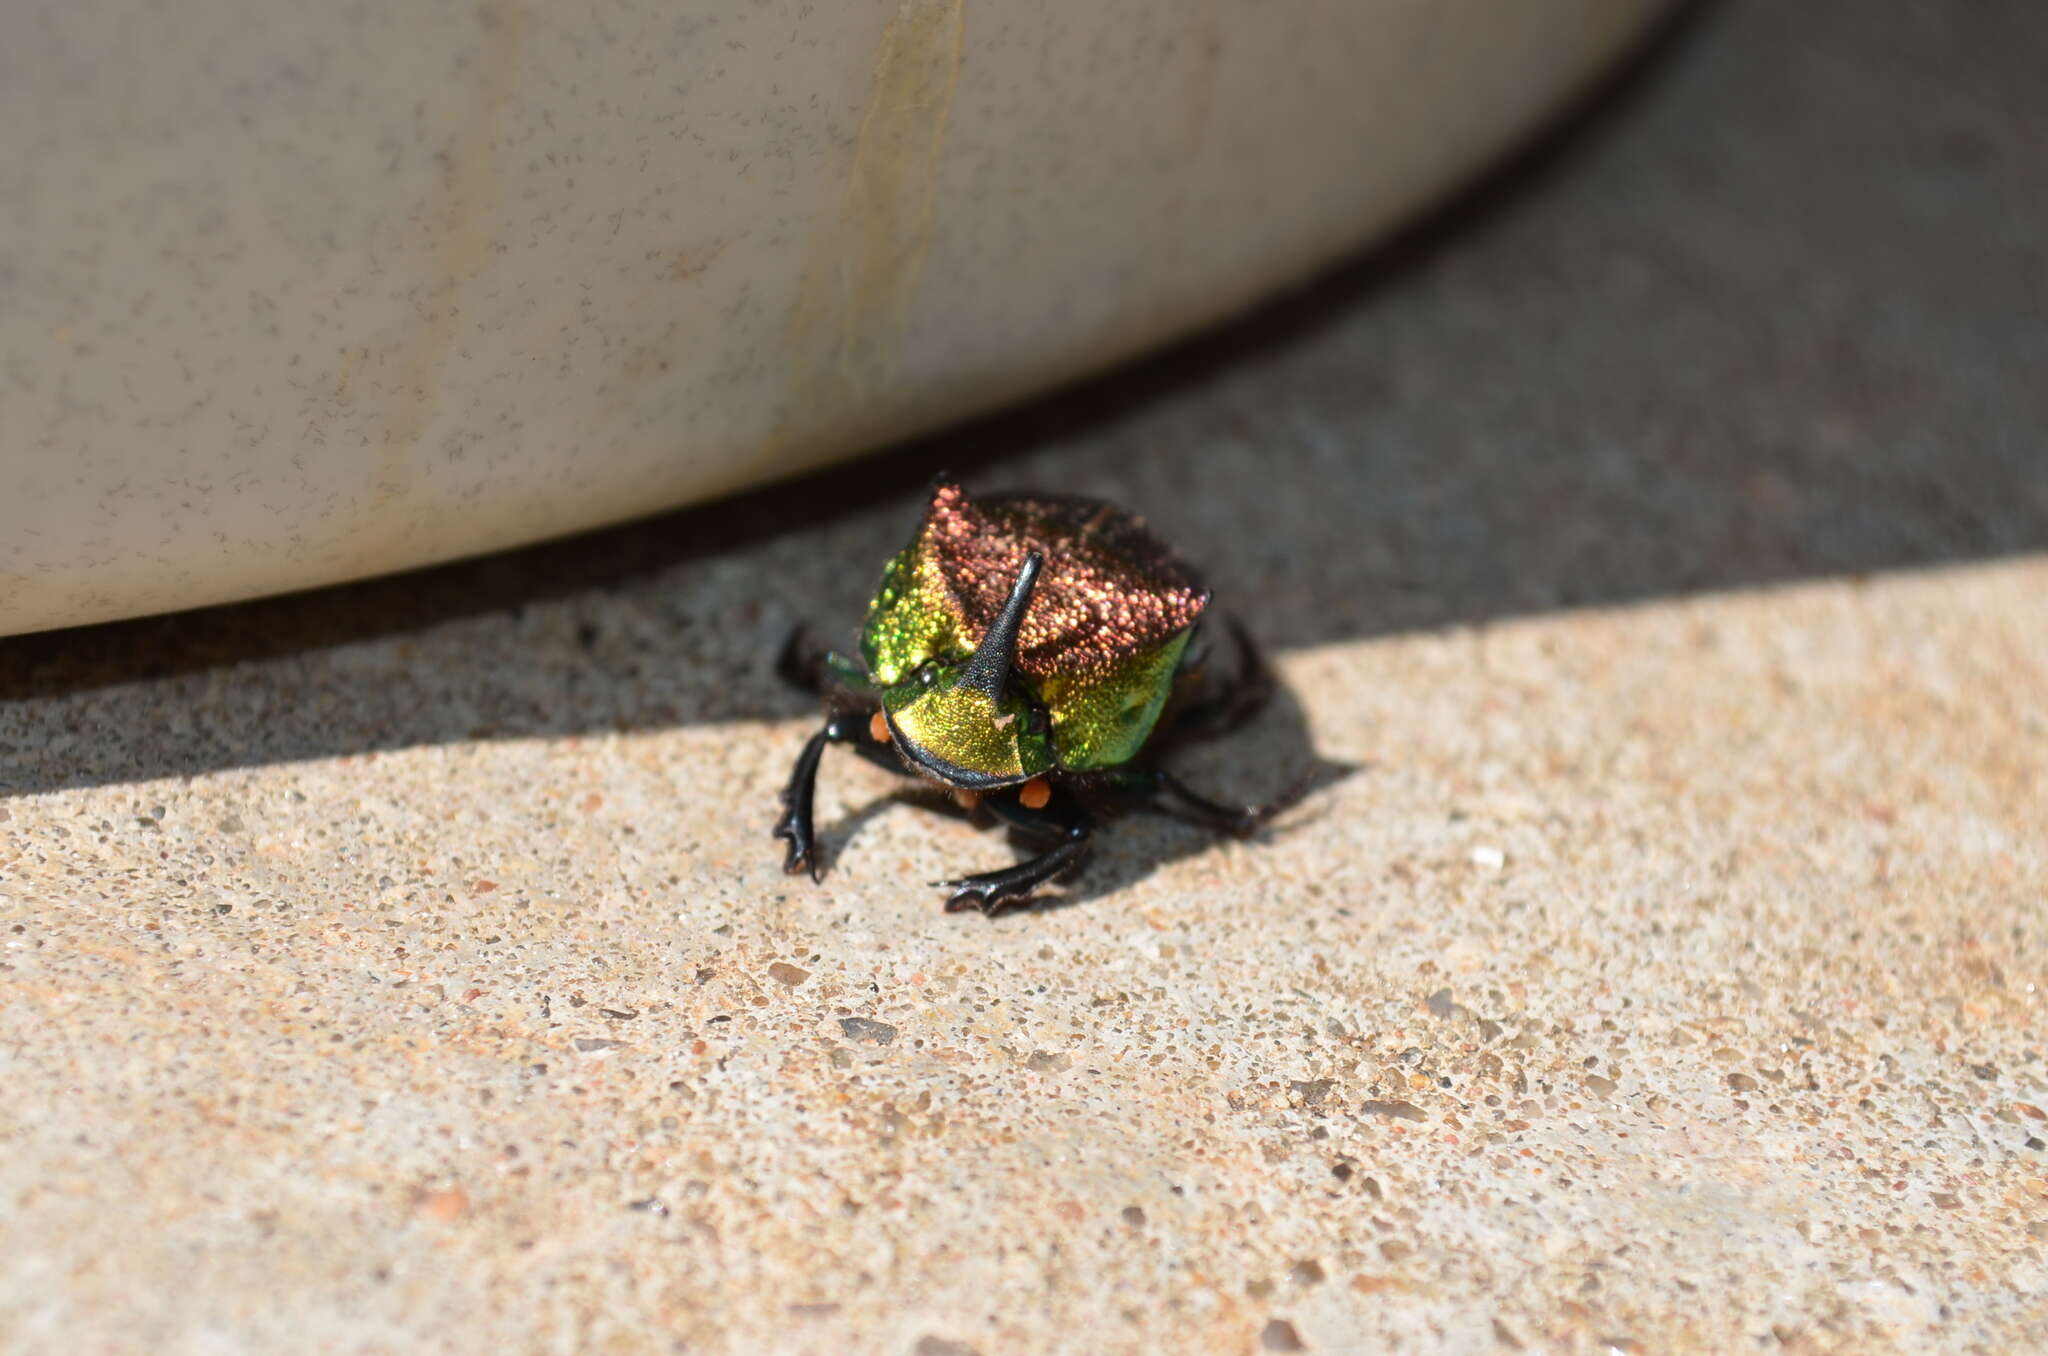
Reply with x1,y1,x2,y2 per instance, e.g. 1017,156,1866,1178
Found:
961,551,1042,699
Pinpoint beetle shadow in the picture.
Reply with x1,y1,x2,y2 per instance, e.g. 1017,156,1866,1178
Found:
808,795,909,884
7,0,2048,807
981,680,1353,913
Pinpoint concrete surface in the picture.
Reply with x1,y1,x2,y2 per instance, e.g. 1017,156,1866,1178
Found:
3,3,2046,1352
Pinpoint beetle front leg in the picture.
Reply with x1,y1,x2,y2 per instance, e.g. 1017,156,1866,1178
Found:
772,725,833,881
939,789,1093,917
773,710,899,881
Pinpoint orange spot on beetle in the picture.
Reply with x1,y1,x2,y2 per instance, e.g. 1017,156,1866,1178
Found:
869,711,890,743
1018,778,1051,810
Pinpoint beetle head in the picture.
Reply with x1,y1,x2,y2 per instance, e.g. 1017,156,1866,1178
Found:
882,552,1054,790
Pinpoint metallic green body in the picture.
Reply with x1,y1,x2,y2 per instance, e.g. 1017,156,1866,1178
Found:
1032,627,1193,771
860,545,959,688
853,481,1207,783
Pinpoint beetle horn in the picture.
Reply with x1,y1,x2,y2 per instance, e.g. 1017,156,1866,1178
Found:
960,551,1043,699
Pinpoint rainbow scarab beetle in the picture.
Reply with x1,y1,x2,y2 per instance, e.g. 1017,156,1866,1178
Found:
774,477,1304,916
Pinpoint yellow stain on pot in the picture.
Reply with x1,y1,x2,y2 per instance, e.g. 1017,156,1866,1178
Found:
783,0,966,420
330,0,526,585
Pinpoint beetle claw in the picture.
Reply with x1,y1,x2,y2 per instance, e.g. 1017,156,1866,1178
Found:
937,880,1020,916
773,788,823,882
938,882,990,912
773,817,820,881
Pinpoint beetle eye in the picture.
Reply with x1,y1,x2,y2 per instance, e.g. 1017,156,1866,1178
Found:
1027,709,1050,736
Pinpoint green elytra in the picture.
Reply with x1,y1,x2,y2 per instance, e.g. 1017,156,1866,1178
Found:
774,477,1307,916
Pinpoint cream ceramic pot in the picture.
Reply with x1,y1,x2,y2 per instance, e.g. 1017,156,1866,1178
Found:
0,0,1669,636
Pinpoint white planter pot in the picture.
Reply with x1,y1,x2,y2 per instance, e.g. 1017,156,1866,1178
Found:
1,0,1671,635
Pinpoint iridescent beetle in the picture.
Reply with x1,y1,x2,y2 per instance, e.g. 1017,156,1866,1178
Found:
774,477,1305,915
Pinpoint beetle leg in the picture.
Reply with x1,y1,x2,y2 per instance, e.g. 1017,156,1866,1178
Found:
1107,766,1308,838
772,726,832,880
777,625,876,702
773,709,902,881
1169,616,1275,740
938,789,1093,917
774,625,830,695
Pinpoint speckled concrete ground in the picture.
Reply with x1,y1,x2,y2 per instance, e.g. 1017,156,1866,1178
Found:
4,4,2047,1353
